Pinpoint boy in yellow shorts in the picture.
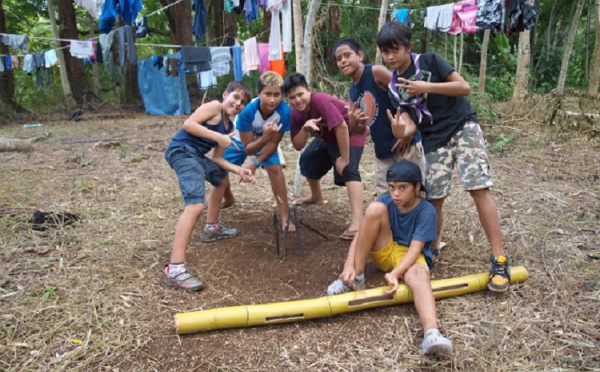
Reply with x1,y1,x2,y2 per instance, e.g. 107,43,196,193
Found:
326,160,452,356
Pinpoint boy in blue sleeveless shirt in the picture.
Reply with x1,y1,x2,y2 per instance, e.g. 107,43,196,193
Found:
377,21,510,292
164,82,256,291
333,38,426,197
326,160,453,356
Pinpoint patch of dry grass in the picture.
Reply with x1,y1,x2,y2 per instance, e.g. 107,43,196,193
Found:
0,97,599,371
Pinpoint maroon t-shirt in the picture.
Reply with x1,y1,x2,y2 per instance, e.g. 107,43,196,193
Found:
290,92,367,147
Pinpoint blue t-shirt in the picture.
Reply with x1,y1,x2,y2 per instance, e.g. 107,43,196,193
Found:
350,64,421,159
377,193,437,268
234,98,290,141
167,116,234,155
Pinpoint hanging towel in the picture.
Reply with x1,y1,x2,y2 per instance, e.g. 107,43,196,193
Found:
70,40,96,59
476,0,505,33
138,55,191,116
198,70,214,90
269,44,285,77
394,9,409,23
44,50,58,68
282,0,292,52
1,34,29,53
210,47,231,77
11,55,19,69
424,4,454,32
181,46,212,73
23,54,34,74
0,58,3,72
75,0,104,19
232,45,243,81
243,37,259,73
449,0,479,35
257,43,269,73
117,25,138,65
268,9,282,60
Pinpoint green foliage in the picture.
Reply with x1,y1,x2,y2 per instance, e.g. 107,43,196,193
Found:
488,132,515,153
41,285,57,302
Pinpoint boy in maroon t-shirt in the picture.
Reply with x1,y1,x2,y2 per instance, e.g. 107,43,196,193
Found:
283,73,367,240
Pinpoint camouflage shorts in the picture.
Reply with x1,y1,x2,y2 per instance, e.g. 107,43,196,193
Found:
425,121,494,199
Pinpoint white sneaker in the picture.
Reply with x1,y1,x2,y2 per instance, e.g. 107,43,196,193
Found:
420,329,453,356
326,276,366,296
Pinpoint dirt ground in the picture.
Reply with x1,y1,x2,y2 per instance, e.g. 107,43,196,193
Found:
0,97,599,371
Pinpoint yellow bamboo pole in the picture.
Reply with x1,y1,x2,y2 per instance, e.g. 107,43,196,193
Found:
175,266,528,334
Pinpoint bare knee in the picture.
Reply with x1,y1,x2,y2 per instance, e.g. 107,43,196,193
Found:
364,202,387,219
403,264,430,288
469,188,490,202
184,203,204,218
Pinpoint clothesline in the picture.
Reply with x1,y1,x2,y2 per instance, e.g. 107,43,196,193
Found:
145,0,186,18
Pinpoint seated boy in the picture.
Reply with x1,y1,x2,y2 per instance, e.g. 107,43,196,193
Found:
214,71,295,231
283,73,367,240
326,160,453,356
164,82,255,291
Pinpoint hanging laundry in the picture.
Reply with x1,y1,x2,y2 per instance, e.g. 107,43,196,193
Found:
256,0,267,7
181,46,211,73
70,40,96,59
135,17,149,38
394,9,409,24
225,0,235,13
23,54,35,74
100,0,142,33
423,4,454,32
166,58,179,77
257,43,269,73
117,25,137,65
193,0,207,44
282,0,292,52
210,47,231,77
3,55,9,71
506,0,537,36
197,70,214,90
44,50,58,68
1,34,29,53
138,55,191,116
0,57,4,72
269,44,285,77
11,55,19,69
268,9,282,60
224,36,237,46
244,0,258,23
449,0,479,35
120,0,143,26
476,0,505,33
95,39,104,63
75,0,104,19
243,37,259,74
152,55,164,69
88,38,98,62
232,45,243,81
100,31,123,84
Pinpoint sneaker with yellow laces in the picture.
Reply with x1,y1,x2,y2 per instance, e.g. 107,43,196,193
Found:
487,254,510,292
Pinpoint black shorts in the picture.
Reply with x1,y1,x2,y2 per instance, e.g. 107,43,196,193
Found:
299,138,363,186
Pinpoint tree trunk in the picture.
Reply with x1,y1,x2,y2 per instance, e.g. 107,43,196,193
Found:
293,0,303,73
478,29,490,93
263,8,272,43
47,0,76,109
0,0,17,115
374,0,389,65
557,0,586,95
58,0,92,104
512,29,531,100
589,0,600,94
160,0,193,45
87,15,100,96
301,0,322,83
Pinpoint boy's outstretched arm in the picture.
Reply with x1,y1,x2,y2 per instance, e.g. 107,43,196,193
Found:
211,146,257,183
384,240,425,295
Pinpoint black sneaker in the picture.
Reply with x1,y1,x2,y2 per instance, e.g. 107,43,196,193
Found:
200,225,238,243
488,255,510,292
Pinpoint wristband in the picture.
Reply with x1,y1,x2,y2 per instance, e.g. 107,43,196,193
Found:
252,159,260,167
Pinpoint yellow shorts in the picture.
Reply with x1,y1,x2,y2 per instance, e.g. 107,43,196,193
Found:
369,239,428,273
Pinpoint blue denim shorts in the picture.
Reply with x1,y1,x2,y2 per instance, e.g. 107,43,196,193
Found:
223,137,281,168
165,146,227,205
299,138,363,186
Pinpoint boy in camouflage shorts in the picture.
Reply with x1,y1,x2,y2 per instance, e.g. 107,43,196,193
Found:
378,21,510,292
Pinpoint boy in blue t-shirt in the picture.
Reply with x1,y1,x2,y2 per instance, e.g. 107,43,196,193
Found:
164,82,256,292
326,160,453,357
213,72,295,231
333,38,426,197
